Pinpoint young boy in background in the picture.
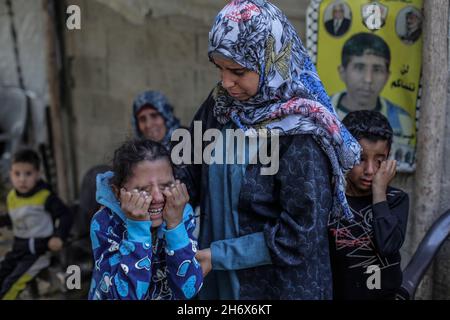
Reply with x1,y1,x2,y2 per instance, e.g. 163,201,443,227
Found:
0,149,72,299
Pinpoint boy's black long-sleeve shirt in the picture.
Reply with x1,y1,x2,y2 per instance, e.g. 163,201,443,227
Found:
43,192,73,240
328,186,409,300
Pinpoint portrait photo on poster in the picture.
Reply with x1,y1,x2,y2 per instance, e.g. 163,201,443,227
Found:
307,0,423,172
396,6,423,45
323,1,352,37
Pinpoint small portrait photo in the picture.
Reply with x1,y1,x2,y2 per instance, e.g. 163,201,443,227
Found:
396,7,423,45
324,1,352,37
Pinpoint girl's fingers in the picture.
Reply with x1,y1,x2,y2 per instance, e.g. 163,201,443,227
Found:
171,183,181,200
129,191,141,207
174,180,188,201
139,191,152,210
120,188,132,204
143,195,152,212
119,189,125,203
181,183,189,201
162,187,173,199
135,193,145,210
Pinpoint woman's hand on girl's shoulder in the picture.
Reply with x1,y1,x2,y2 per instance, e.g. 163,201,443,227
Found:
195,248,212,277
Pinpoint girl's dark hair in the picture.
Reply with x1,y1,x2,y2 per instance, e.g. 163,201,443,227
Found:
111,139,171,187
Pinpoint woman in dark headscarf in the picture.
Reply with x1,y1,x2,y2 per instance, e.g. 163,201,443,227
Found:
131,90,181,149
178,0,361,300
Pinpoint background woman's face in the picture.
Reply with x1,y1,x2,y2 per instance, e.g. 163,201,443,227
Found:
212,55,259,101
137,106,167,142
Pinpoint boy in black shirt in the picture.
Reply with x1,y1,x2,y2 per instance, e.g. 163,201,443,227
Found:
329,110,409,300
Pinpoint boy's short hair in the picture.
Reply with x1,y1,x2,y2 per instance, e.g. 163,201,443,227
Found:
342,110,393,149
341,32,391,69
12,148,41,170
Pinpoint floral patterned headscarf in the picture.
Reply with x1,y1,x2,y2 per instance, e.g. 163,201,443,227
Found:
208,0,361,220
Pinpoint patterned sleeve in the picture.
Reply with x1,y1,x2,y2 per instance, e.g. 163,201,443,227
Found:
89,209,154,300
163,204,203,299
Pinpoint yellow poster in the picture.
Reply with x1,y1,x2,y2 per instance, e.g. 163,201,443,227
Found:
307,0,423,172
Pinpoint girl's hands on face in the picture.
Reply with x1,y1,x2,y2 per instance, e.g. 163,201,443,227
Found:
120,188,152,221
162,180,189,229
372,159,397,194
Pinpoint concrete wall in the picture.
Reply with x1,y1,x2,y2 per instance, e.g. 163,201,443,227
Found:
0,0,50,197
0,0,48,144
64,0,309,183
0,1,18,88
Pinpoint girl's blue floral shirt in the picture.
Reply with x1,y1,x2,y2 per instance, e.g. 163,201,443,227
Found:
88,171,203,300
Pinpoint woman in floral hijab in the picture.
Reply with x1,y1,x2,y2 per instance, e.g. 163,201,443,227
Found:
179,0,360,299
